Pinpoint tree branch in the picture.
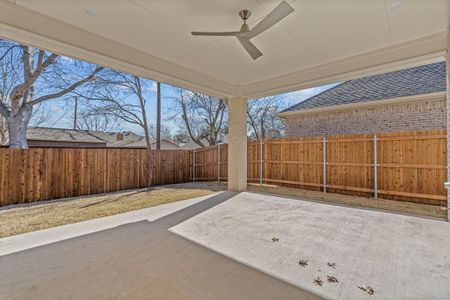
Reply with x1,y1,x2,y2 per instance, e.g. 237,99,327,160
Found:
29,66,104,106
0,45,19,62
180,94,204,147
21,45,32,81
33,53,58,79
36,50,45,71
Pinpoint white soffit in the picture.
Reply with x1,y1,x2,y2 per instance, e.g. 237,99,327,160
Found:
0,0,448,99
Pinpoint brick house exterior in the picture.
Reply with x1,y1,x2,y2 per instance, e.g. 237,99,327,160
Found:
279,62,447,137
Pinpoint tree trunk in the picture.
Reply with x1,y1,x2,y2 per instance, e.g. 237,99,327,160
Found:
7,106,32,149
209,125,216,146
0,116,7,145
134,76,151,150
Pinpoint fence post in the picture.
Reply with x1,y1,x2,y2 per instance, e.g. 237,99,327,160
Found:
217,144,220,183
373,135,378,198
192,149,196,182
158,150,162,185
259,139,263,185
323,137,327,193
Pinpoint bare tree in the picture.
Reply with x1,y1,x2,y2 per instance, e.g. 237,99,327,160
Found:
170,89,227,147
247,95,288,140
0,41,20,144
81,71,154,149
0,39,104,148
76,110,121,132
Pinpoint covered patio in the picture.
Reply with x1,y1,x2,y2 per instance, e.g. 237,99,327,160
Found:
1,1,450,299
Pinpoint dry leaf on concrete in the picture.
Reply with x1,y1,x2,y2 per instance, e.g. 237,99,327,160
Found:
299,259,308,267
327,275,338,283
358,285,375,295
327,262,336,269
314,277,323,286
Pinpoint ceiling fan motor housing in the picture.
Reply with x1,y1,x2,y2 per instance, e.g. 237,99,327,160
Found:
239,9,251,32
239,9,251,21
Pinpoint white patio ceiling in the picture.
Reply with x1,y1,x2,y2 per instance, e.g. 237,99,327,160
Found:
0,0,448,98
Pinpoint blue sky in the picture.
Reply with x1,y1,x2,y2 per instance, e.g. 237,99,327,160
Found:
37,81,338,134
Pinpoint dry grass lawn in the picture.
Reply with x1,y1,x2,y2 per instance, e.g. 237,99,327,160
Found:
248,183,447,219
0,182,226,238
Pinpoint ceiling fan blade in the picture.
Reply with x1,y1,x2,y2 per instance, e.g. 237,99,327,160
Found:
191,31,244,36
246,1,294,39
237,36,263,60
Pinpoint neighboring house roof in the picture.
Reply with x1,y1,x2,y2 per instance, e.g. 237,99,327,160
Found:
281,62,446,113
27,127,106,144
113,136,180,149
92,131,145,147
180,134,228,149
24,127,180,148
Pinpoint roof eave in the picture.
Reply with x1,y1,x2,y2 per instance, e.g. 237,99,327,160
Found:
27,139,107,144
277,91,446,118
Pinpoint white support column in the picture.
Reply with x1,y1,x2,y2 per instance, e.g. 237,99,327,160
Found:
227,96,248,192
446,30,450,221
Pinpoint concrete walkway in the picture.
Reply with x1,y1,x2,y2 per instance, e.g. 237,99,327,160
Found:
171,192,450,299
0,192,319,300
0,193,218,256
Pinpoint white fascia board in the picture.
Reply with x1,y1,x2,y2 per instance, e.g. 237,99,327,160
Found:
278,92,446,118
0,1,234,99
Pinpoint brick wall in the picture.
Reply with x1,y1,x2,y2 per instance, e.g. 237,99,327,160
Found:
285,98,446,137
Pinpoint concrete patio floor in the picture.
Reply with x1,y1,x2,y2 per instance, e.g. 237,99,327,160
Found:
171,192,450,299
0,192,319,300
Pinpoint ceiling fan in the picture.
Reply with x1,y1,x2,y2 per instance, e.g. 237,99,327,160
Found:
191,1,294,60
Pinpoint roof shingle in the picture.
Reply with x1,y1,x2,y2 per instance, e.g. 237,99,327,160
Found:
282,62,446,113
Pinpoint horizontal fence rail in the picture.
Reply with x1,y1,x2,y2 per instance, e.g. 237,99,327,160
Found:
193,130,447,206
0,148,192,207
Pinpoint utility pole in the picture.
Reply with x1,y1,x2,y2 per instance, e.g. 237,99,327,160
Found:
260,118,265,140
156,82,161,150
73,96,78,130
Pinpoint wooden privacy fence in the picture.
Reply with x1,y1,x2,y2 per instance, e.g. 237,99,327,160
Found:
1,130,446,207
0,148,192,207
193,130,447,206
